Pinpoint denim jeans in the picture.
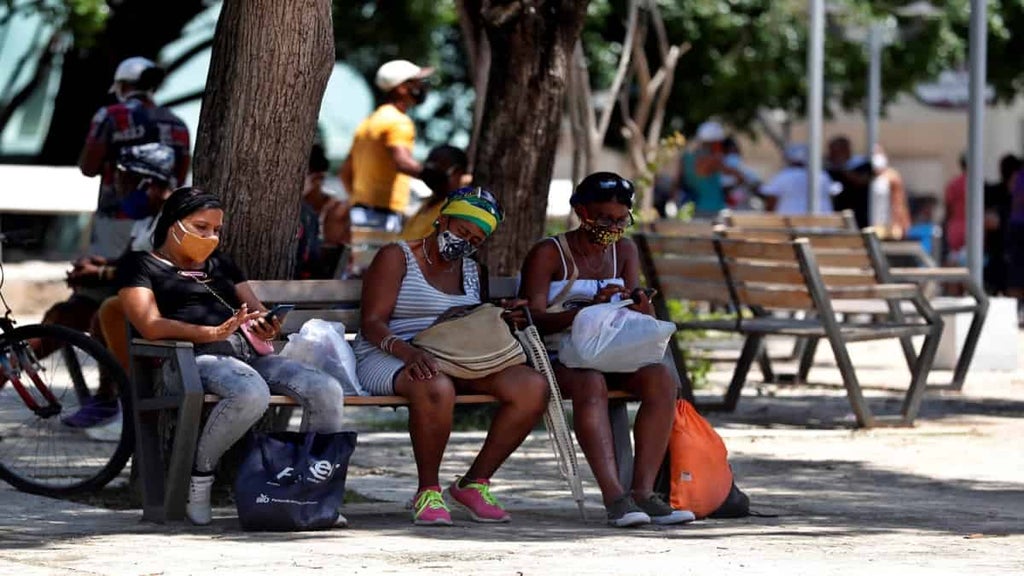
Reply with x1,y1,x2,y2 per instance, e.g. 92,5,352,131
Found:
192,354,346,473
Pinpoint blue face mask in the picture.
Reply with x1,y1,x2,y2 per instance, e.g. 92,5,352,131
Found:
120,183,154,219
437,229,476,261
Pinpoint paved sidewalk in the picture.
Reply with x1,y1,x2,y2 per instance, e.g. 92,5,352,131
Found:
1,338,1022,574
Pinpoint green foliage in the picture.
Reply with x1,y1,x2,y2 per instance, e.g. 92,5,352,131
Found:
1,0,110,48
582,0,1024,136
664,298,727,389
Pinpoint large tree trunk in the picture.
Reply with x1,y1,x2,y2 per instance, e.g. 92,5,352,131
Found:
463,0,590,276
192,0,334,280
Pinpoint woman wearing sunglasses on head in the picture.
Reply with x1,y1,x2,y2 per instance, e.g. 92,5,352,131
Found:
519,172,694,528
353,187,548,527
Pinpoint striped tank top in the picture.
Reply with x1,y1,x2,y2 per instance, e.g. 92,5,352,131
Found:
353,241,480,352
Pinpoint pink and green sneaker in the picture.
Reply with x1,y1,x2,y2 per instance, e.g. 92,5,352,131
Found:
447,477,511,523
413,487,453,526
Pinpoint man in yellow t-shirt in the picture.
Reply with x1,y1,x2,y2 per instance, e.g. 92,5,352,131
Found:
341,59,432,232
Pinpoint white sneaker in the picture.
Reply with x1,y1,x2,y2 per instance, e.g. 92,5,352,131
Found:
334,512,349,528
186,475,215,526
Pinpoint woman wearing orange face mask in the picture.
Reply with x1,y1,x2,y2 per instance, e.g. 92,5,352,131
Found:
118,187,346,526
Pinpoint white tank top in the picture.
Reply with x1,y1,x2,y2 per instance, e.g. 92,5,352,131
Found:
544,235,624,352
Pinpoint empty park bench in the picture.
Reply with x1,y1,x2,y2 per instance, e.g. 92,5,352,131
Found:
128,276,672,523
720,226,988,391
635,232,944,428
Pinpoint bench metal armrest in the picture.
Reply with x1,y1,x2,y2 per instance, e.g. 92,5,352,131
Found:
129,338,201,400
827,283,921,301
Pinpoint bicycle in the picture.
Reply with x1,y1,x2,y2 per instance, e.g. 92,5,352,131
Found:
0,233,133,496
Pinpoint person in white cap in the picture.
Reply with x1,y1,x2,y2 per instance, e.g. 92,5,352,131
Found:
79,56,190,258
340,59,434,233
760,142,834,215
676,121,746,218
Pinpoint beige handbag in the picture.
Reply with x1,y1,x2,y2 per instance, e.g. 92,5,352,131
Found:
412,304,527,379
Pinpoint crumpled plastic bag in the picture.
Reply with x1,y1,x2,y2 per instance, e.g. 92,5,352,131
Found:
280,319,366,396
559,300,676,373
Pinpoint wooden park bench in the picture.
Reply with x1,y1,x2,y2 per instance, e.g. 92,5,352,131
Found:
128,276,670,523
720,227,988,391
721,210,859,231
635,232,944,428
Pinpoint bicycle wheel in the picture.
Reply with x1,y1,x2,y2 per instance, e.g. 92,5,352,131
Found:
0,323,133,496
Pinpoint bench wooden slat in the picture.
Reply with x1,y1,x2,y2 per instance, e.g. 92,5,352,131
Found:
644,235,717,256
204,389,638,407
660,278,733,305
725,213,790,229
729,261,803,285
650,256,724,281
280,309,361,335
813,251,873,268
252,279,362,304
738,286,814,309
786,214,851,229
720,240,799,263
803,234,865,249
649,220,716,237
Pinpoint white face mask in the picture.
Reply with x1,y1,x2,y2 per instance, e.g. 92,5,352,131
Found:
436,229,476,261
872,154,889,171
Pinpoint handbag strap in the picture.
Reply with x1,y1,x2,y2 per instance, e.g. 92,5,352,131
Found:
547,234,579,311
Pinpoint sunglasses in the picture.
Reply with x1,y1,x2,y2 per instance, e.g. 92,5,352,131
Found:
448,186,505,221
585,212,635,230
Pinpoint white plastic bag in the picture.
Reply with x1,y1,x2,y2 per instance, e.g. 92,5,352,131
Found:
280,319,366,396
558,300,676,373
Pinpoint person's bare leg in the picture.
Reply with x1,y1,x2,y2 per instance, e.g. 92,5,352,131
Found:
394,370,456,489
554,363,624,506
618,363,676,499
455,365,549,481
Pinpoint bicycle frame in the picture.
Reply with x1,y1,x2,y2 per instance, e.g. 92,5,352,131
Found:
0,316,63,418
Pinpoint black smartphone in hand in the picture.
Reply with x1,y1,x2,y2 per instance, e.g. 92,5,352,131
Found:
631,287,657,303
264,304,295,323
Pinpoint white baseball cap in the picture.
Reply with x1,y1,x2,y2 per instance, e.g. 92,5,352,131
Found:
375,59,434,92
110,56,156,91
696,121,726,143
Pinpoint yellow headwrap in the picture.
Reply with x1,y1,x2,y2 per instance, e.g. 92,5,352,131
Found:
440,197,500,236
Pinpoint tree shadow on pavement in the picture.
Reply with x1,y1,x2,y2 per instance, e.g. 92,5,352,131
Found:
2,450,1020,550
698,388,1024,429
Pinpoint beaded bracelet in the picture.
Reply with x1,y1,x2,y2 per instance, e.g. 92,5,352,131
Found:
379,335,401,355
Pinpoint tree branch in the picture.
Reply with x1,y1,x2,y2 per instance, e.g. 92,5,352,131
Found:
0,31,58,136
596,0,640,142
161,37,214,76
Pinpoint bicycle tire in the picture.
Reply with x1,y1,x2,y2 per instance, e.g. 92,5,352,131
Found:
0,323,133,496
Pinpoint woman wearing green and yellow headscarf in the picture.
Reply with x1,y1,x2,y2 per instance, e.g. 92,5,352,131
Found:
353,186,549,527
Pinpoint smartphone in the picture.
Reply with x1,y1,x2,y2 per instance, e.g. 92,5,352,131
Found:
631,287,657,303
264,304,295,323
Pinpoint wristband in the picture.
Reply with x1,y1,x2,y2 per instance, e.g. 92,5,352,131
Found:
379,334,401,355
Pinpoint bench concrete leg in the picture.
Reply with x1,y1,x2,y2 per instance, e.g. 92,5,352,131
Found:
608,400,633,492
163,348,205,522
131,356,170,523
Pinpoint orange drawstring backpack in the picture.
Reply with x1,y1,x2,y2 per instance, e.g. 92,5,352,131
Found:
668,399,747,518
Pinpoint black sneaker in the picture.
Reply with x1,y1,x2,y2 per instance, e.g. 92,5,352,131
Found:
606,493,651,528
635,493,696,525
